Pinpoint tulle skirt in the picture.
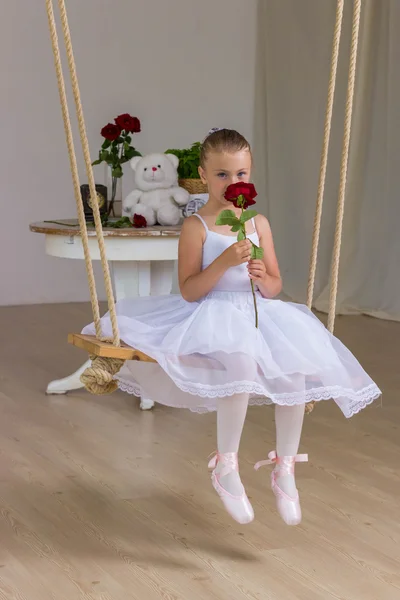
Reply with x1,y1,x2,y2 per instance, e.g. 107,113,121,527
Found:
82,290,381,417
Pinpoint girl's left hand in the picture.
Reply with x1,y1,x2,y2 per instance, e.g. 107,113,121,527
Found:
247,259,266,281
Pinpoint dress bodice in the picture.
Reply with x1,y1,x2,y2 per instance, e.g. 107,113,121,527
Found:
193,213,260,292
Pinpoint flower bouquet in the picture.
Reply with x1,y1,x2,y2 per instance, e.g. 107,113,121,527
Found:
92,113,142,218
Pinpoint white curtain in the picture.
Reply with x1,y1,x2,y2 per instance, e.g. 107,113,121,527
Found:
254,0,400,322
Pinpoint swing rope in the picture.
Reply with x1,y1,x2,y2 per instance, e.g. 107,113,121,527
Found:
307,0,344,312
327,0,362,333
46,0,124,393
305,0,362,414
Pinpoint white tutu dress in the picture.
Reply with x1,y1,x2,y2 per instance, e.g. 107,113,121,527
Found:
82,214,381,417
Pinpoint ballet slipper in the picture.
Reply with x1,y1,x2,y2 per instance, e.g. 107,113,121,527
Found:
254,450,308,526
208,452,254,525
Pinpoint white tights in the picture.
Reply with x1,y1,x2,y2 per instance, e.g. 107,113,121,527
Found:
216,394,305,496
274,403,305,496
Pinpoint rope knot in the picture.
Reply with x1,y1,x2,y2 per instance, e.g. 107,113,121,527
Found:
80,355,124,395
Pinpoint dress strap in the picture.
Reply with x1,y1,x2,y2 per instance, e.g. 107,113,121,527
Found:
192,212,209,233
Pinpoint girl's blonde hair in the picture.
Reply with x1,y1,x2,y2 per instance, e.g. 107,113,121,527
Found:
200,128,251,168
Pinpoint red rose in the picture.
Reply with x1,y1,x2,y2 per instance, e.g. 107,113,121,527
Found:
115,113,141,133
132,214,147,228
224,182,257,209
100,123,121,141
130,117,141,133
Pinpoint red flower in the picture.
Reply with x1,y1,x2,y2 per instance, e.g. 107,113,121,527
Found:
224,182,257,209
100,123,121,141
130,117,141,133
115,113,141,133
132,214,147,228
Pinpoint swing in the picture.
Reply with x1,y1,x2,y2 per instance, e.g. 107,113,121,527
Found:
45,0,361,407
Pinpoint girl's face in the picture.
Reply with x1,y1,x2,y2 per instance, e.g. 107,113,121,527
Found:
199,149,252,208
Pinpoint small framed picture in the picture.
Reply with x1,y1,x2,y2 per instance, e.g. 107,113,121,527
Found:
80,184,108,220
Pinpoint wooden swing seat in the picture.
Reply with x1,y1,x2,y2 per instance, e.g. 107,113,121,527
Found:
68,333,156,362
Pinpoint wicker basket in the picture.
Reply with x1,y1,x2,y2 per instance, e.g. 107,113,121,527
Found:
179,178,208,195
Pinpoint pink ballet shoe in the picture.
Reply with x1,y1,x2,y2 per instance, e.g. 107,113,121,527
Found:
208,452,254,525
254,450,308,526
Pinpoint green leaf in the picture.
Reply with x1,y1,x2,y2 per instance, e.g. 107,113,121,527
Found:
100,150,109,161
110,216,132,228
91,159,102,166
122,148,141,162
217,209,236,220
240,209,257,223
237,229,246,241
112,166,123,178
216,216,240,226
215,210,240,227
251,242,264,260
101,139,111,149
230,223,241,232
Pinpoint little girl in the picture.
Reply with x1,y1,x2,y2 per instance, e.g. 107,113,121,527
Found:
82,128,381,526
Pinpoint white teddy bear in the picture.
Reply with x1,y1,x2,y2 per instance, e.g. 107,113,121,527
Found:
123,153,190,226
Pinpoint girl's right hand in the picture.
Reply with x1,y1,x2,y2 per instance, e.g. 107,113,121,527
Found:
219,239,252,269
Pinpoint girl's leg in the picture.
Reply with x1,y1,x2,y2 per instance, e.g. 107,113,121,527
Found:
253,401,306,525
216,392,249,495
274,403,305,496
210,392,254,524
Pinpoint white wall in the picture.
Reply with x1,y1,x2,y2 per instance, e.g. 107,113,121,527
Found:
1,0,257,306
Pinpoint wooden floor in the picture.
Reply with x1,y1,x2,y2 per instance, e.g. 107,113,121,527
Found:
0,302,399,600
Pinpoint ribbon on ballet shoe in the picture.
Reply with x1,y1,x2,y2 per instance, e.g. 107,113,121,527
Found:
208,451,239,476
254,450,278,471
294,454,308,463
254,450,308,471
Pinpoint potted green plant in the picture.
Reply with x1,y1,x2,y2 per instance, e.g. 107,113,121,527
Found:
165,141,208,195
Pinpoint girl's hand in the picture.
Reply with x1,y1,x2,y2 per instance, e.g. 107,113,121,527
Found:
248,259,266,281
220,239,252,269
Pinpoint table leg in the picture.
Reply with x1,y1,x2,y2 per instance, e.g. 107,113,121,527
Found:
111,260,175,298
150,260,175,295
111,261,151,299
46,359,91,394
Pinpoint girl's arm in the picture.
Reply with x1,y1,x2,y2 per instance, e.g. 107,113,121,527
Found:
248,214,282,298
178,216,252,302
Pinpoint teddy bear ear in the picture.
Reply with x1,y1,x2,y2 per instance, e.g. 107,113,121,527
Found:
165,153,179,169
130,156,142,171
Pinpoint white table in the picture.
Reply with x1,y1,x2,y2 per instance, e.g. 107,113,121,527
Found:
30,219,181,409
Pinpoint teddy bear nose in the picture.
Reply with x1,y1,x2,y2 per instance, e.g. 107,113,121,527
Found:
152,167,157,172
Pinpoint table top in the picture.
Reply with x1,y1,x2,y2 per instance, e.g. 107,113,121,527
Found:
29,219,182,238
